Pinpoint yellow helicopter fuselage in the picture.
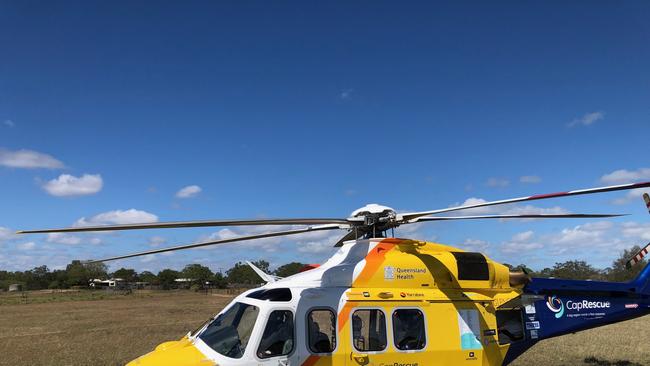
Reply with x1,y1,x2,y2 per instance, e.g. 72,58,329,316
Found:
128,238,526,366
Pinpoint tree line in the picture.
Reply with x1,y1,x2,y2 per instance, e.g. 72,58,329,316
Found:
505,245,646,282
0,260,306,291
0,245,646,291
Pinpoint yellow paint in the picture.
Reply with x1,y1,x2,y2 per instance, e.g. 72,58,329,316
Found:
329,239,521,365
132,239,524,366
126,337,216,366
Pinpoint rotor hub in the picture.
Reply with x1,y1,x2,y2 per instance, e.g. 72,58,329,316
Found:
350,204,399,233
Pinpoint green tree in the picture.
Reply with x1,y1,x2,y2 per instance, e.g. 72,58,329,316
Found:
517,264,534,274
53,269,68,289
549,260,601,280
65,260,108,287
139,271,158,284
158,269,180,290
182,264,214,287
27,265,53,289
274,262,305,277
112,268,138,282
606,245,647,282
212,272,228,289
537,267,553,278
85,262,109,281
226,261,269,285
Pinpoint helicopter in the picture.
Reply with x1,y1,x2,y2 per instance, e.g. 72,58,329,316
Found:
17,181,650,366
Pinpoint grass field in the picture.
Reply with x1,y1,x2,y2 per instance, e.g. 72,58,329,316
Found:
0,290,648,366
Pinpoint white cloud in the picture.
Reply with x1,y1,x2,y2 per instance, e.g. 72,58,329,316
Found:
46,232,102,245
460,239,490,253
4,120,15,128
454,198,493,215
621,222,650,241
46,233,82,245
611,188,648,205
501,205,569,216
486,177,509,188
42,174,103,197
298,240,335,254
568,111,604,127
175,185,202,198
600,168,650,204
451,197,568,218
202,225,344,254
296,232,344,254
500,231,543,254
461,222,620,261
0,227,14,242
75,209,158,227
149,236,167,247
601,168,650,185
554,226,605,245
512,230,534,242
520,175,541,184
140,254,157,263
17,242,36,250
488,220,625,262
500,241,544,254
0,148,64,169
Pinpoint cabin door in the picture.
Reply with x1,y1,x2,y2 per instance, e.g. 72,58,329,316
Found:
255,309,293,366
346,306,390,366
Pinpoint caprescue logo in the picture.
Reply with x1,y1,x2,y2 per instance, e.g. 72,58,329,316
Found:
546,296,612,319
546,296,565,318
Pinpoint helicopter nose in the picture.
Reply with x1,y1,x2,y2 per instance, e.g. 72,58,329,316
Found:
126,337,216,366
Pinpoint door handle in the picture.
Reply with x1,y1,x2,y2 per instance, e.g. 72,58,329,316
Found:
351,353,369,365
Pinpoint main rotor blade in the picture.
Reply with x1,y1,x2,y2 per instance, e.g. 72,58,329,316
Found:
412,213,626,222
402,181,650,221
17,218,350,234
85,224,343,263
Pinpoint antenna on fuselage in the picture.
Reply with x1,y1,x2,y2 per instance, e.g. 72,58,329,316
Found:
246,261,282,283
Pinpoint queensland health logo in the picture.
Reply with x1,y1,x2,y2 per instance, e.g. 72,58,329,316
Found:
546,296,565,318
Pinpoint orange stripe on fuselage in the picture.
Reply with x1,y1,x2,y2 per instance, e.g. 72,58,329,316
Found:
353,240,397,285
338,302,354,330
301,355,320,366
337,239,399,330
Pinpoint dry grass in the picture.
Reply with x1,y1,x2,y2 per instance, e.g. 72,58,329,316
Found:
0,290,648,366
0,291,233,366
512,318,650,366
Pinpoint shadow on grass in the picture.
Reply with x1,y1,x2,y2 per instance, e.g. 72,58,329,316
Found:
584,356,644,366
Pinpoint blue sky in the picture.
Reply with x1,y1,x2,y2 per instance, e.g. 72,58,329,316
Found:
1,1,650,273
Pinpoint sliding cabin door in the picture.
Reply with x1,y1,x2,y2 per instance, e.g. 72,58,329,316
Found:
343,301,493,365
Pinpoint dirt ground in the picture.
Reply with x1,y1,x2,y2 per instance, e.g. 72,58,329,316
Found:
0,290,648,366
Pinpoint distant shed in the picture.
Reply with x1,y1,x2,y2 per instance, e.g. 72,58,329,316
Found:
8,284,23,292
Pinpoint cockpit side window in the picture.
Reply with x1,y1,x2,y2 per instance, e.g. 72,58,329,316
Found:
257,310,294,359
308,309,336,353
198,302,259,359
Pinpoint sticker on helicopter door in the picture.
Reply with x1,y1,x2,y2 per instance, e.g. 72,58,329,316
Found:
458,309,483,350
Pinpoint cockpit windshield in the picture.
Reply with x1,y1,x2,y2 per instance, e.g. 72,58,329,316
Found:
198,302,259,359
